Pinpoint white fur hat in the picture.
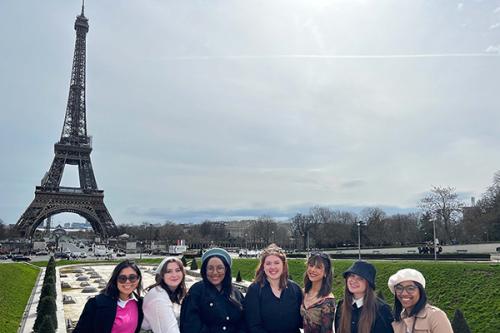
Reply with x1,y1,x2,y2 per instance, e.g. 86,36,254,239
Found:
156,256,181,274
388,268,426,294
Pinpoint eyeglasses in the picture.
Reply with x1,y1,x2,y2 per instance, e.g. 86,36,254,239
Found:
394,284,418,294
117,274,139,284
207,265,226,273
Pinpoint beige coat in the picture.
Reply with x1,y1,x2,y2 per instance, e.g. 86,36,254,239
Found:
392,304,453,333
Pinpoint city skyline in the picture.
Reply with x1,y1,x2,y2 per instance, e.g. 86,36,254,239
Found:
1,1,500,225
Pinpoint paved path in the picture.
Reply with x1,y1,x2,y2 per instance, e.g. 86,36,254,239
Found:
325,242,500,255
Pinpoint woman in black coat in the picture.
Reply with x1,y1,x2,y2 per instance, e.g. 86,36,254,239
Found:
73,260,144,333
244,244,303,333
334,261,393,333
180,248,245,333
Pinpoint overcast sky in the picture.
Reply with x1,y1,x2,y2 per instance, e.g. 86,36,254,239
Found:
1,0,500,226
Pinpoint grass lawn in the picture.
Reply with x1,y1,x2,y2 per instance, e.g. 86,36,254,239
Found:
33,257,499,332
0,263,39,333
232,258,500,333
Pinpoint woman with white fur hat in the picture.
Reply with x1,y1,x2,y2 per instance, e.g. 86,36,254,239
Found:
142,257,187,333
388,268,453,333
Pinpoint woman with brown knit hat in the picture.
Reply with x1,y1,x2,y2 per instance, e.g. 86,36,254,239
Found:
388,268,453,333
334,261,394,333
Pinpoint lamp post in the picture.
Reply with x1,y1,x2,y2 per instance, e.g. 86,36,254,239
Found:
357,221,364,260
432,218,437,261
53,225,66,253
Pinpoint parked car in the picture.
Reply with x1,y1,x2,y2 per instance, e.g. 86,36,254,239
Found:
54,252,70,259
116,252,126,257
35,250,49,256
79,252,87,258
0,255,8,260
12,255,31,262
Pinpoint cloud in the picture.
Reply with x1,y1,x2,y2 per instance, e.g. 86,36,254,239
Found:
457,3,464,11
485,45,500,53
490,22,500,30
340,180,365,189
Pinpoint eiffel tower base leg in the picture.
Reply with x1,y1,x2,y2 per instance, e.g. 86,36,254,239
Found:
15,188,116,239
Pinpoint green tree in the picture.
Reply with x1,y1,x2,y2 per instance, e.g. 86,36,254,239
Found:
236,270,242,282
451,309,472,333
34,296,57,331
190,258,198,270
37,315,55,333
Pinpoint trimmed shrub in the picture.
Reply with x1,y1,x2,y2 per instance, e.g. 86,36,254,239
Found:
190,258,198,270
43,275,55,286
452,309,472,333
236,270,242,282
37,284,56,313
181,256,187,267
41,283,56,298
37,315,55,333
34,296,57,331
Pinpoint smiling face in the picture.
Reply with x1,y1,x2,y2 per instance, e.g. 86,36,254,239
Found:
163,261,184,291
264,254,284,281
117,266,139,300
346,273,368,299
395,281,420,312
206,257,226,288
307,262,325,284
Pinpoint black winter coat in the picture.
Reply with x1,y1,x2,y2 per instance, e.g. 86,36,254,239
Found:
244,279,303,333
334,298,394,333
180,281,245,333
73,293,144,333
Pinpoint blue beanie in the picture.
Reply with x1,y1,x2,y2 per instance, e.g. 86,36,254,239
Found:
201,248,232,267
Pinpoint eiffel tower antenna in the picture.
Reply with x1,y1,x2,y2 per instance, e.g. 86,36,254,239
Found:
81,0,85,16
15,5,116,239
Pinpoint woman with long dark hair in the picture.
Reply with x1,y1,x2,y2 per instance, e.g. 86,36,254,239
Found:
301,252,335,333
388,268,452,333
244,243,302,333
334,261,393,333
142,256,187,333
74,260,144,333
180,248,245,333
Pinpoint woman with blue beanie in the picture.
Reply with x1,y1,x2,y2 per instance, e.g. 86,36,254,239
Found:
180,248,245,333
334,261,393,333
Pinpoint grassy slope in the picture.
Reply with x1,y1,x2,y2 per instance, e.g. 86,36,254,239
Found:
0,263,39,333
232,259,500,333
35,257,499,332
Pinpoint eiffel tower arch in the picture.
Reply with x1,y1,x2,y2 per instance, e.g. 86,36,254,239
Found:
15,5,116,239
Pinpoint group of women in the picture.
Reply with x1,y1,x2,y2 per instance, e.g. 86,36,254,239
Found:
74,244,454,333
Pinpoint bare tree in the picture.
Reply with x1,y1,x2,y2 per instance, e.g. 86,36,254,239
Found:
290,213,316,250
361,207,388,246
419,186,463,243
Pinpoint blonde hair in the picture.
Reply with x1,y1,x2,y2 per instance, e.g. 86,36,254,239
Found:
254,243,289,290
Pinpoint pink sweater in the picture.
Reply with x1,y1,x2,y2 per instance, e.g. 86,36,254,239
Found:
111,299,139,333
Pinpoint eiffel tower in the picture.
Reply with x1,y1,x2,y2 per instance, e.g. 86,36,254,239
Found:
15,4,116,239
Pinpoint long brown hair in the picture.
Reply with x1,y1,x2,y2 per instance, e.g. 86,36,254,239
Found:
254,243,289,290
338,278,377,333
147,257,187,304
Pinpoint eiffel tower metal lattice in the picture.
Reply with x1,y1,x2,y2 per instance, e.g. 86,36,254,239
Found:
15,5,116,239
